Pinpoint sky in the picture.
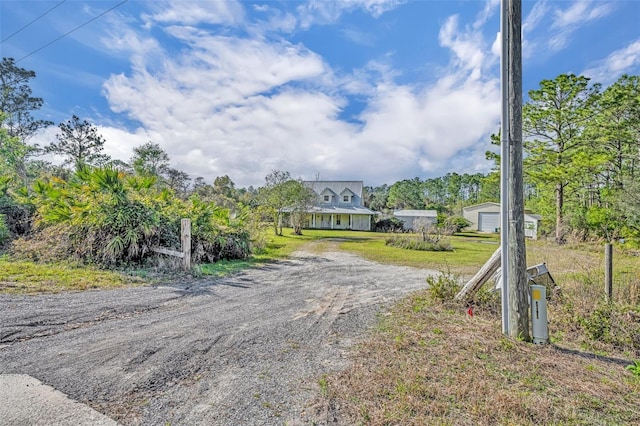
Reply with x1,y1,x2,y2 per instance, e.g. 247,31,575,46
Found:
1,0,639,188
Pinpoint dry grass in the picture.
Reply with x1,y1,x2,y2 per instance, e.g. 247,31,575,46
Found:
325,295,640,425
322,240,640,425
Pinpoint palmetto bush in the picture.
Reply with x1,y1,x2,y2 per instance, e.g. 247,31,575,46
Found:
163,196,251,263
13,165,251,266
16,166,159,265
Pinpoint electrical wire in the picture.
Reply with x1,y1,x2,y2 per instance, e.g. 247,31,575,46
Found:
1,1,67,44
14,0,129,64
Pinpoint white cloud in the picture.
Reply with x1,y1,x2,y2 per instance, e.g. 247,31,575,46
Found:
144,0,245,26
98,3,500,187
341,27,376,46
474,0,500,29
551,0,613,29
439,15,494,80
583,39,640,85
523,0,549,34
297,0,404,29
520,0,616,58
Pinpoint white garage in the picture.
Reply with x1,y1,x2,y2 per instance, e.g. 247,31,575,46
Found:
478,212,500,233
463,202,541,239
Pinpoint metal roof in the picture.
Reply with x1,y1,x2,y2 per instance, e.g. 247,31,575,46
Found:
393,209,438,217
303,181,364,198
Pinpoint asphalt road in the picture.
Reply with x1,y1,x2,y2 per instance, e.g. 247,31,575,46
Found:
0,244,433,425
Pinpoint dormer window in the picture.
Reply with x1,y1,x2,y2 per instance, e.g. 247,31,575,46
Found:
343,195,350,202
324,195,330,202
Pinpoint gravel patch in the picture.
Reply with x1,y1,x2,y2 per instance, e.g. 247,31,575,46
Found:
0,246,435,425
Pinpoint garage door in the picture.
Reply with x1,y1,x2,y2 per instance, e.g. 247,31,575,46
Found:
478,212,500,233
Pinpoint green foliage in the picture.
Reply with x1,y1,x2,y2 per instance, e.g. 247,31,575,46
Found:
579,305,612,342
130,141,170,178
45,115,109,168
180,196,251,263
387,178,425,209
626,361,640,377
0,214,9,246
426,271,460,302
385,234,453,251
18,165,251,266
258,171,316,236
442,215,471,233
375,217,404,232
0,176,34,237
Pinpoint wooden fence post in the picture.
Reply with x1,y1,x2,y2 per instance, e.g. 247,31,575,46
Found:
605,243,613,302
181,218,191,270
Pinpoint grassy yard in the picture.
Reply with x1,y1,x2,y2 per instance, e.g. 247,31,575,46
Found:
0,256,147,294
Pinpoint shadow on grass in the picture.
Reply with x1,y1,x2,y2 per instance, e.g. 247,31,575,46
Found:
552,345,632,367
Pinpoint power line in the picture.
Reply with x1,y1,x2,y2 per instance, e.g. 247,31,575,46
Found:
1,0,67,44
15,0,129,64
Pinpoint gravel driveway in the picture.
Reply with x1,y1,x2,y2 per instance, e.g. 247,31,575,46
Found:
0,243,433,425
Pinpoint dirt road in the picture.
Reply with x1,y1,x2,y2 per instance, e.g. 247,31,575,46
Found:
0,245,433,425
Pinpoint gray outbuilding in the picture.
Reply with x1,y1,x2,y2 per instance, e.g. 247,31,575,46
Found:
393,209,438,231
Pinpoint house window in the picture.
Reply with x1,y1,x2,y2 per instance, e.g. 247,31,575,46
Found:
343,195,349,202
324,195,330,202
336,215,341,225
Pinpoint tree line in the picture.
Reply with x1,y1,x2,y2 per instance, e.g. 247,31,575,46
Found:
1,56,639,267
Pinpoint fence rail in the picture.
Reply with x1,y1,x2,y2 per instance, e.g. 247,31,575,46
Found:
150,218,191,270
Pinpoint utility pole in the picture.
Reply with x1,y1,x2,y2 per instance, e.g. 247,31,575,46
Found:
502,0,530,340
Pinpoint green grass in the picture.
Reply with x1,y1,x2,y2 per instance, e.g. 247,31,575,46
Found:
0,255,147,294
196,228,500,277
340,234,498,274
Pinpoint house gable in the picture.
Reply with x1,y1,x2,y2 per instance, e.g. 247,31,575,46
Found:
302,180,375,231
319,188,337,204
339,188,356,204
305,181,364,207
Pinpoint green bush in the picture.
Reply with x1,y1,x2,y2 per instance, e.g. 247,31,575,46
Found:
375,217,404,232
0,214,9,246
426,271,461,302
385,234,453,251
443,215,472,234
17,166,252,267
580,305,612,342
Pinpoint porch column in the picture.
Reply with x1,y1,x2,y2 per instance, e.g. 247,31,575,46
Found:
331,214,334,229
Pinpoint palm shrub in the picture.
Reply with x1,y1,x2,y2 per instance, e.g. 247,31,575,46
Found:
20,166,160,265
161,195,251,263
14,165,252,266
0,175,34,237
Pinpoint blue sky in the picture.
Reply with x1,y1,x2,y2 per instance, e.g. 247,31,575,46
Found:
1,0,639,188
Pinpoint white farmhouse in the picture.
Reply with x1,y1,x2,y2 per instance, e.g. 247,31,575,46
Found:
303,181,378,231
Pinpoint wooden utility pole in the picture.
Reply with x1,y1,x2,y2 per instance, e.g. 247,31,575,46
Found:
504,0,530,340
